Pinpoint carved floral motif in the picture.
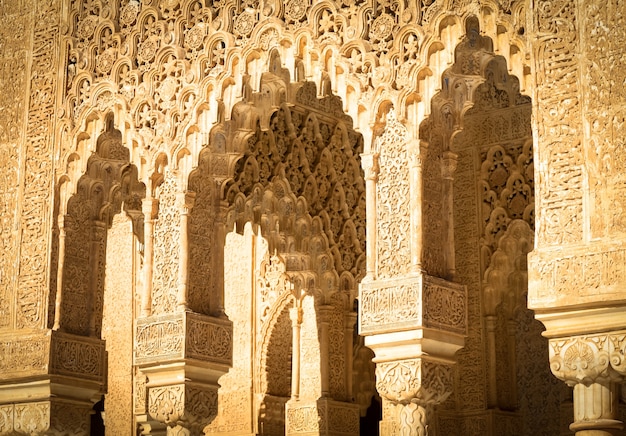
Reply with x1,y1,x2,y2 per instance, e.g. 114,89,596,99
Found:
549,332,626,386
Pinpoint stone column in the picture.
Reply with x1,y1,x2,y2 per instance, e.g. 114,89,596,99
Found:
360,109,467,434
375,358,453,435
0,331,106,435
141,198,158,317
176,191,195,311
52,215,66,330
360,275,467,435
547,332,626,435
290,305,303,401
440,151,457,280
409,139,426,272
529,0,626,434
135,312,232,435
360,153,379,280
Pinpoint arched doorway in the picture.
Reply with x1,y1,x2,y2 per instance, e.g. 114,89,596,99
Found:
421,16,564,435
200,65,369,434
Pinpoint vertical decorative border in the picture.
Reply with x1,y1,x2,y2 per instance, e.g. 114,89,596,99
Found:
0,1,34,331
16,0,61,329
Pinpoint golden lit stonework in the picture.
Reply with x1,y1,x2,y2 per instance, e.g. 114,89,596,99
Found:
0,0,625,435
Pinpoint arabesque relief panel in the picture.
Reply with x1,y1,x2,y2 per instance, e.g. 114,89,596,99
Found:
6,0,626,434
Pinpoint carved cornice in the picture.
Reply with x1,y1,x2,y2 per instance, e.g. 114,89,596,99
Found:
549,331,626,386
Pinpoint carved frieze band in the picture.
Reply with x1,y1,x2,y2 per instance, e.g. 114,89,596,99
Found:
0,331,105,381
529,246,626,307
375,358,453,405
0,401,50,435
359,275,467,335
286,400,360,434
0,401,88,435
50,332,106,381
422,275,467,335
185,312,232,363
360,281,422,334
135,315,185,362
549,331,626,386
0,335,49,379
135,312,232,366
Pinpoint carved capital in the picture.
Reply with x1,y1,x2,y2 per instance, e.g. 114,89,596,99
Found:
148,383,217,433
549,331,626,386
375,358,453,406
176,191,196,214
440,151,458,180
360,153,379,181
142,198,159,219
286,398,360,435
0,400,91,436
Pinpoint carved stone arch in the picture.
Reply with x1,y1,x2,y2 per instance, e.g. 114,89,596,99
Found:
52,118,146,337
257,289,294,398
482,220,537,412
195,64,366,429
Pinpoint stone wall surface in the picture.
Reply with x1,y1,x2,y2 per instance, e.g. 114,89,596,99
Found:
1,0,626,435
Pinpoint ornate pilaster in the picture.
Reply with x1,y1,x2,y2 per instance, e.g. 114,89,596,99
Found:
360,274,467,435
134,312,232,434
440,151,458,280
318,305,334,398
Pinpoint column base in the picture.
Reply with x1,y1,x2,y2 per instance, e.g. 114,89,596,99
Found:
570,419,623,436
